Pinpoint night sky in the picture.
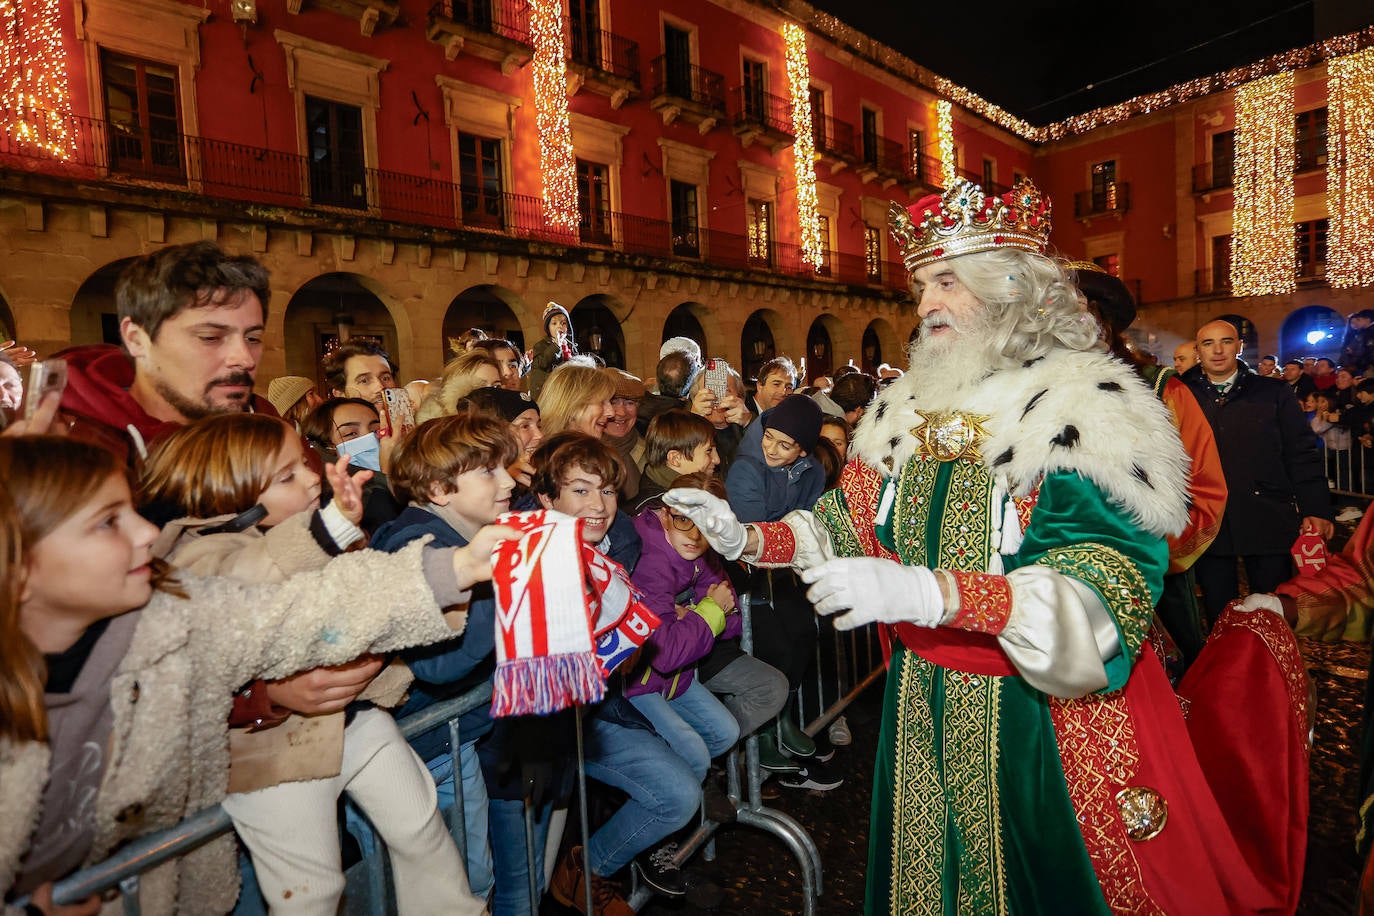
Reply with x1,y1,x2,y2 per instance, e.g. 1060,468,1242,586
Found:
805,0,1348,123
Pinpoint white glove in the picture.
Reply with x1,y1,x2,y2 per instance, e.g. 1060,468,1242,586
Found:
800,558,945,631
662,488,747,561
1237,593,1286,619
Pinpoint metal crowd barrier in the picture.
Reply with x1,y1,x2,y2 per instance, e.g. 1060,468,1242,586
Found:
1318,439,1374,500
32,595,888,915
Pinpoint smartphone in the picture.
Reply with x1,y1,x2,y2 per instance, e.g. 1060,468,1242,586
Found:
380,387,416,438
703,359,730,399
24,358,67,419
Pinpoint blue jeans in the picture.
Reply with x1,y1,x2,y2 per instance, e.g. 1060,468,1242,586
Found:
581,711,701,876
487,796,554,916
628,680,740,780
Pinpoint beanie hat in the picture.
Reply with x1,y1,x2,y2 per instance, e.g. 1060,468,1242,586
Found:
468,386,539,423
762,394,822,453
659,336,702,364
267,376,315,416
601,367,646,400
543,301,573,336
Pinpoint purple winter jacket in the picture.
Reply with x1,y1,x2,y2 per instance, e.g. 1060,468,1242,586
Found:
625,509,742,700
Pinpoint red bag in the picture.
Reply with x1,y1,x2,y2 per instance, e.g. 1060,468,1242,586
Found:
1291,530,1329,574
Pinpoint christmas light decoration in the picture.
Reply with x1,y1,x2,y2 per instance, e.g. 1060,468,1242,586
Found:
936,100,955,187
0,0,75,159
1231,72,1295,297
528,0,577,234
1327,46,1374,289
783,23,824,270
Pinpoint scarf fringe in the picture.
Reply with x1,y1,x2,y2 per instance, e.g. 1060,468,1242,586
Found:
491,652,607,717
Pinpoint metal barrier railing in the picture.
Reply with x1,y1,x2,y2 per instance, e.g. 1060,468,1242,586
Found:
1317,438,1374,500
26,595,887,914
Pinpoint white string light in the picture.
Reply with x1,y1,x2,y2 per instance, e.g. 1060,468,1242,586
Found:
783,23,824,270
1231,72,1295,296
0,0,75,159
1327,46,1374,289
936,100,955,187
528,0,577,233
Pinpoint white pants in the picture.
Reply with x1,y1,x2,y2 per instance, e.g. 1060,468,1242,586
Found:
221,708,486,916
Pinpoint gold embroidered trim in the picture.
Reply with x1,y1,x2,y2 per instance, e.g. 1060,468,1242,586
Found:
1038,544,1154,664
943,667,1007,914
889,651,946,915
1214,607,1311,757
949,571,1013,634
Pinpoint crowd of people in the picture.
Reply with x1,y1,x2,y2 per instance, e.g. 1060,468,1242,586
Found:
0,172,1356,916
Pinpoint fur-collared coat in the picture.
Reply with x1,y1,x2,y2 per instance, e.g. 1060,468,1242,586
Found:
2,539,463,915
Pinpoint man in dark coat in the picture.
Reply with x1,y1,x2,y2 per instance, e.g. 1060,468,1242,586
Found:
1183,318,1333,625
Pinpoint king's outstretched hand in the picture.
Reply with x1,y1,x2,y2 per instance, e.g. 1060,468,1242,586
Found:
662,488,747,561
801,558,946,631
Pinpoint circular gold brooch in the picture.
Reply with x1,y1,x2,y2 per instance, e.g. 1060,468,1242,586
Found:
1115,786,1168,841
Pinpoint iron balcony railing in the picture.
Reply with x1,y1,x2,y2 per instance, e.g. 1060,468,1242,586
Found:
428,0,530,44
858,133,905,176
649,56,726,111
1195,267,1233,296
565,20,639,84
812,114,856,160
906,152,941,187
1192,160,1234,193
733,86,793,137
1074,182,1131,218
0,109,910,292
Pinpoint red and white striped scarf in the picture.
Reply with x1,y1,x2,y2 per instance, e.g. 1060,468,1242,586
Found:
490,509,659,716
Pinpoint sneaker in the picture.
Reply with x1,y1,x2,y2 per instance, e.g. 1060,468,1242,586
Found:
777,715,817,758
757,733,802,773
550,846,635,915
779,760,845,792
1337,505,1365,523
633,842,687,897
828,715,853,747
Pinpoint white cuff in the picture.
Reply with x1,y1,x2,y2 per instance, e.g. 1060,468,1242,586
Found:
321,501,365,550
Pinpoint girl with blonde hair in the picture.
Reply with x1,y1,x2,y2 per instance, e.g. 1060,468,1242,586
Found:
415,350,502,423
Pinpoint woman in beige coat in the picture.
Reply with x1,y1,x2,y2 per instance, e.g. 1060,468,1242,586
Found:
0,435,512,915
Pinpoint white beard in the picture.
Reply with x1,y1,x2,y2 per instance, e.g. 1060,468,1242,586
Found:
904,319,999,407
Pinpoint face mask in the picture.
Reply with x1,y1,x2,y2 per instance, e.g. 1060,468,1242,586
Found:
336,432,382,473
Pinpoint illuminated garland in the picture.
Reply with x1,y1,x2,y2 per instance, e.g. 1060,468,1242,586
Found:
783,24,823,270
936,100,955,187
1231,72,1295,297
0,0,75,159
1327,47,1374,289
528,0,577,233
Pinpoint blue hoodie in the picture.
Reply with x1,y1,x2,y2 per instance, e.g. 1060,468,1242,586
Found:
724,409,825,523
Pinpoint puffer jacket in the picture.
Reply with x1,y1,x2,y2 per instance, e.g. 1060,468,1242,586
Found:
724,410,825,523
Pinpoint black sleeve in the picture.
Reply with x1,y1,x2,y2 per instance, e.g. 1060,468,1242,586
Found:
1275,383,1332,520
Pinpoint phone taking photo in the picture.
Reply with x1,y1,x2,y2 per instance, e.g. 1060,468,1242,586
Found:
703,359,730,399
380,387,416,438
24,358,67,420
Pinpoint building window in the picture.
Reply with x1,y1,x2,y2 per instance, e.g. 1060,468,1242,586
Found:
864,224,881,283
457,131,504,229
663,23,692,97
1211,130,1234,187
860,107,879,166
670,179,699,257
1090,160,1117,211
1210,234,1232,292
1092,253,1119,277
1296,218,1328,281
816,214,832,276
747,198,773,267
576,159,611,245
101,51,183,179
982,157,996,189
809,85,826,131
908,128,926,181
568,0,602,70
306,96,366,210
742,58,766,121
1295,108,1328,172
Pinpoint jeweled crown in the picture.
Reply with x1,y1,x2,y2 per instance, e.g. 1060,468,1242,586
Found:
888,178,1052,274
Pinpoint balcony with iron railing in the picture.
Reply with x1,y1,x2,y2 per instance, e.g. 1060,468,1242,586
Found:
1192,160,1233,194
904,151,942,190
0,112,912,297
732,86,793,152
857,134,905,183
564,19,639,108
1195,266,1233,297
1073,182,1130,219
425,0,531,68
648,56,726,131
1298,257,1328,285
811,114,857,166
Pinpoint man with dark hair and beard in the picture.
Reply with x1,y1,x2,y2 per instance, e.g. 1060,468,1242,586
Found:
666,179,1309,914
55,241,276,467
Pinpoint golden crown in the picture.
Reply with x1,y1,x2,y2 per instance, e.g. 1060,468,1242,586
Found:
888,178,1052,274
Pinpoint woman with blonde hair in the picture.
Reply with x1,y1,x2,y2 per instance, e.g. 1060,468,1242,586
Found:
536,359,615,438
414,350,501,423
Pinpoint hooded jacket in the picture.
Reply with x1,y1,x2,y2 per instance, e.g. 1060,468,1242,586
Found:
54,344,278,467
724,408,826,523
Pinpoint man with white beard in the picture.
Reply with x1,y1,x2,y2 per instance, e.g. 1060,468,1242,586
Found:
668,179,1310,914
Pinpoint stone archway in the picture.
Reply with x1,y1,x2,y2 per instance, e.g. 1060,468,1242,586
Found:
1279,305,1344,364
740,309,782,383
70,258,137,346
1213,312,1259,357
663,302,708,357
0,292,15,342
444,285,529,357
571,294,627,369
282,273,399,390
805,316,835,382
861,317,899,374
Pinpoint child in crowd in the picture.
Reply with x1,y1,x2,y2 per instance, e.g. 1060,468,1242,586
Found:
631,410,720,513
627,475,740,780
139,414,485,916
527,301,577,400
267,376,323,432
0,433,509,914
818,415,852,466
300,396,403,532
369,413,521,912
465,386,544,492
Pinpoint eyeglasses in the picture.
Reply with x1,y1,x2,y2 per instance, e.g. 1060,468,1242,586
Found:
665,510,697,532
